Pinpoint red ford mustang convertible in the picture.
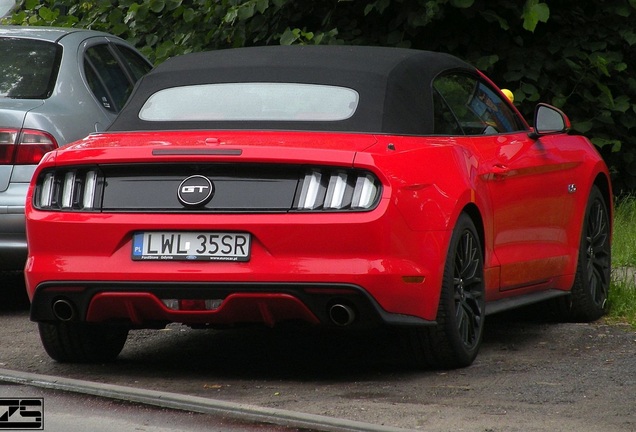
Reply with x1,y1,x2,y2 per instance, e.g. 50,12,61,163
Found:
25,46,612,368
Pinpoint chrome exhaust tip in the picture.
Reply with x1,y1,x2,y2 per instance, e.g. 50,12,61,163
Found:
52,299,76,322
328,303,356,326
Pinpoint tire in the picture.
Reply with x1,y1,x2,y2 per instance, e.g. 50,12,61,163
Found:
556,185,611,322
404,213,485,369
38,322,129,363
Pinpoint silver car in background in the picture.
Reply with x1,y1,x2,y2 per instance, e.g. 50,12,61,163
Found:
0,26,152,271
0,1,14,18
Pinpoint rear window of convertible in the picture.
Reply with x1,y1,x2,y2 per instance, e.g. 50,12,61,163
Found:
138,83,360,122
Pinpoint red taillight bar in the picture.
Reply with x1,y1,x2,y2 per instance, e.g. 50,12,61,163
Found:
0,128,18,164
0,128,58,165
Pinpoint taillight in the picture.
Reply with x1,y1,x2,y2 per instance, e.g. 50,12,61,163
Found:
293,168,382,211
33,168,103,211
0,128,18,164
0,128,58,164
16,129,58,164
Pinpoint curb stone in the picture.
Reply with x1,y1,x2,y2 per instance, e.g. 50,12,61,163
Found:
0,368,413,432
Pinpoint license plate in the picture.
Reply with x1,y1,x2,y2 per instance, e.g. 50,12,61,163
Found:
132,232,251,261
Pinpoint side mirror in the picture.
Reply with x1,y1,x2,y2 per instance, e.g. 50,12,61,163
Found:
530,103,571,139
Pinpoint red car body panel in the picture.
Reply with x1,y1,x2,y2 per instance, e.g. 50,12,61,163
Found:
85,292,322,327
25,128,609,325
23,46,615,367
23,46,613,368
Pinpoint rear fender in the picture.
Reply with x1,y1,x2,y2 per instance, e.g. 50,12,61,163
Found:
354,136,487,233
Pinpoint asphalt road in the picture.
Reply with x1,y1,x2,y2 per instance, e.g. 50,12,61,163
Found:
0,382,307,432
2,278,636,432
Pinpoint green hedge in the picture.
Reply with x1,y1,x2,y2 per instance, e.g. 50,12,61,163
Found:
4,0,636,192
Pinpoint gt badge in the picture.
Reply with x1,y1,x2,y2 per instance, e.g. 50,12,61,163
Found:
178,175,214,207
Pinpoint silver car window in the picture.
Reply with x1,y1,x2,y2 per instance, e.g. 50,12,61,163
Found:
84,44,138,113
114,44,152,81
0,37,61,99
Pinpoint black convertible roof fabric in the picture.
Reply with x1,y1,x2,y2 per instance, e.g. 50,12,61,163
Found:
109,45,474,135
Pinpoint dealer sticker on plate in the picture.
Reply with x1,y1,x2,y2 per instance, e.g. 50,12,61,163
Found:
132,232,251,261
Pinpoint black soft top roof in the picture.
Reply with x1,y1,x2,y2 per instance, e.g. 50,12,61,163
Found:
109,45,475,135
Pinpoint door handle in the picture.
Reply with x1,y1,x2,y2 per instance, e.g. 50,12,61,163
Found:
487,164,510,181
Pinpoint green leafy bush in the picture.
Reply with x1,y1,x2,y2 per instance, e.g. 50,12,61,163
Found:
3,0,636,192
610,196,636,326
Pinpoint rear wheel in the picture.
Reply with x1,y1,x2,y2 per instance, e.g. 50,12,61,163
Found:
38,322,129,363
556,185,611,321
404,213,485,369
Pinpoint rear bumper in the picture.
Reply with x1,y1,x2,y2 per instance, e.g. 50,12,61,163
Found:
0,177,29,270
26,199,452,326
30,281,434,328
0,213,27,271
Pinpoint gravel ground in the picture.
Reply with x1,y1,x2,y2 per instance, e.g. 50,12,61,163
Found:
2,276,636,431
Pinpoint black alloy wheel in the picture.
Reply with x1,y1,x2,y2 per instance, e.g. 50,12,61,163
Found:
451,220,485,352
558,185,611,322
404,213,485,369
584,191,611,308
